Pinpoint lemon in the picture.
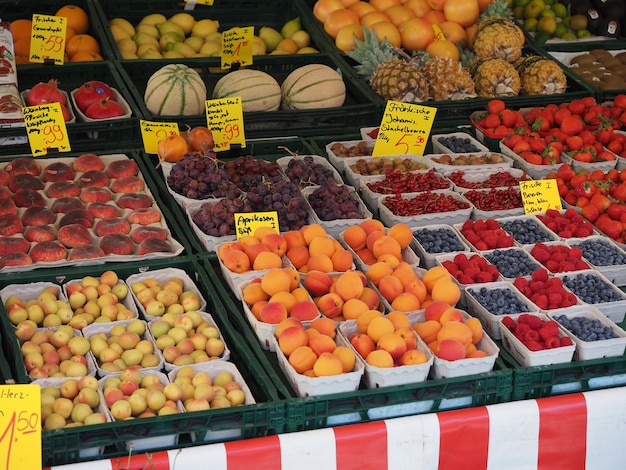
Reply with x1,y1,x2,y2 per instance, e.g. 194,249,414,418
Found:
524,17,538,32
540,9,556,19
552,3,567,18
524,1,545,19
538,16,557,35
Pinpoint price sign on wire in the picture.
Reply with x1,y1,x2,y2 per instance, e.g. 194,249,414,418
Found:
205,96,246,151
0,384,41,470
140,120,180,154
23,102,71,156
520,179,562,214
29,14,66,65
234,211,279,238
372,101,437,157
221,26,253,69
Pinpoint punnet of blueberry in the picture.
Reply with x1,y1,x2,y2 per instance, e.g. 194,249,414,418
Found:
500,218,555,245
412,227,465,253
552,314,617,342
467,286,532,315
575,239,626,267
436,135,481,153
485,249,541,278
561,273,625,304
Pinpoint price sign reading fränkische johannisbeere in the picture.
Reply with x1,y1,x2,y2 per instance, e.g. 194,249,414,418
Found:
373,101,437,157
23,102,71,156
0,384,41,470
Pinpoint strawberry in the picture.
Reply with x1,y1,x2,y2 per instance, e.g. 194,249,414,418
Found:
488,99,506,114
565,135,584,151
614,94,626,109
484,113,501,129
500,109,516,127
568,100,586,115
560,115,584,135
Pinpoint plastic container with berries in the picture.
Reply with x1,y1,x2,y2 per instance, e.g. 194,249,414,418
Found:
410,224,472,269
325,139,376,173
432,132,490,154
424,152,514,174
523,240,591,275
482,247,544,282
452,219,517,253
341,155,432,190
498,141,566,179
463,187,525,220
276,154,344,188
566,235,626,287
443,167,530,194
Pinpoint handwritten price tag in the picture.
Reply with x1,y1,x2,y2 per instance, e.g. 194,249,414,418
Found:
235,211,279,238
520,179,562,214
0,384,41,470
23,102,71,156
373,101,437,157
221,26,253,69
30,14,66,65
205,97,246,151
140,120,180,154
187,0,214,5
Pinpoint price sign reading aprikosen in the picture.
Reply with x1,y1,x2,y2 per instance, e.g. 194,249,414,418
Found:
140,120,180,154
29,14,67,65
0,384,41,470
235,211,279,238
23,102,71,156
221,26,253,69
373,101,437,157
205,97,246,151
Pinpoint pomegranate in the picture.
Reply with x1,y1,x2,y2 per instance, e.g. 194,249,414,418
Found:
73,80,114,113
84,98,125,119
26,80,67,107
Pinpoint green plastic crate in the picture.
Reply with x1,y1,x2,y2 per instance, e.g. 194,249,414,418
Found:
115,54,380,139
0,61,142,155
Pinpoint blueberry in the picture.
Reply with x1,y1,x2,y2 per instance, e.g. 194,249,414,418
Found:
500,219,555,245
553,314,617,341
485,249,541,278
467,287,532,315
575,239,626,267
437,135,481,153
413,227,466,253
561,273,625,305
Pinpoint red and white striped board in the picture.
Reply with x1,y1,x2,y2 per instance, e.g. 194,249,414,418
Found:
45,387,626,470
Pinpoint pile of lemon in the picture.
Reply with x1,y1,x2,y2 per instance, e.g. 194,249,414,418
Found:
512,0,591,41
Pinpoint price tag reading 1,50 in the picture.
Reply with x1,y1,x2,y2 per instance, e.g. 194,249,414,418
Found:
205,96,246,151
29,14,67,65
221,26,253,69
140,120,180,154
373,101,437,157
23,102,71,156
0,384,41,470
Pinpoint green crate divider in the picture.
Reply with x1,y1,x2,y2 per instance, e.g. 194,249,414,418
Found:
0,324,14,384
93,0,336,61
114,53,380,139
1,0,115,61
0,61,142,155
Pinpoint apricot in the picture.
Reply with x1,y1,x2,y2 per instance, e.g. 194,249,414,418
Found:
356,309,384,333
422,266,452,292
253,251,283,270
309,333,337,356
437,321,473,345
261,233,287,257
366,261,394,285
366,230,384,252
275,317,305,337
309,236,336,258
307,253,334,273
289,346,318,374
465,343,477,355
306,328,320,341
316,292,344,318
350,332,376,359
360,219,385,235
390,292,421,312
387,223,413,249
303,270,333,297
395,326,418,350
430,279,461,306
343,225,367,251
284,230,307,249
464,317,484,344
259,302,288,324
466,349,488,358
286,245,310,270
290,300,319,322
222,249,250,274
439,308,463,325
377,333,406,361
244,243,271,265
217,241,243,261
372,235,402,261
359,286,382,311
300,223,327,245
313,352,344,376
377,253,401,267
356,248,377,265
342,298,369,320
331,248,354,272
334,271,364,301
250,300,268,320
398,348,428,366
242,282,269,306
269,291,297,313
278,326,309,356
386,311,411,330
309,317,337,338
435,338,466,361
365,349,394,368
333,346,356,373
366,316,395,343
260,268,292,297
423,300,451,322
404,278,427,303
413,320,441,344
377,274,404,302
238,235,260,249
284,267,300,291
254,226,277,241
291,287,311,303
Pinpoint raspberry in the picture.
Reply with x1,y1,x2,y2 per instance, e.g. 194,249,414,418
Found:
574,227,592,237
526,315,544,330
462,219,474,231
474,219,487,231
547,277,563,288
474,241,489,251
458,275,474,284
524,340,543,351
524,329,540,342
569,247,583,259
574,260,589,270
518,313,532,324
545,260,560,272
475,271,494,283
548,293,563,307
531,269,549,282
514,322,531,337
539,325,558,341
530,294,549,310
482,234,498,249
485,219,500,230
486,265,500,278
564,292,578,307
454,252,469,265
532,247,551,263
560,261,575,272
560,336,574,346
496,236,512,248
501,316,516,330
545,337,561,349
514,277,528,290
529,280,545,293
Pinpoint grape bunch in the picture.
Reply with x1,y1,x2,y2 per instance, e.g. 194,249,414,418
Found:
192,198,253,237
307,182,364,221
222,156,282,192
283,156,338,187
246,178,308,232
167,152,238,200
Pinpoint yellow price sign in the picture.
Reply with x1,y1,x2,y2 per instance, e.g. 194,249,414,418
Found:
140,120,180,154
29,14,66,65
0,384,41,470
235,211,279,239
520,179,563,214
185,0,214,5
23,102,71,156
205,96,246,151
221,26,254,69
373,101,437,157
432,24,445,41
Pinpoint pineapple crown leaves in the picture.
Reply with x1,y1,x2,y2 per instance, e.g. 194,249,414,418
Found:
346,26,399,78
480,0,515,21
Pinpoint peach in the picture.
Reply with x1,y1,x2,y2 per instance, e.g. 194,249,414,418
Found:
422,266,452,292
316,292,344,319
359,287,381,311
259,302,288,324
395,327,418,350
365,349,394,368
356,309,384,333
390,292,421,312
366,316,395,343
306,253,334,273
261,233,288,257
360,219,385,235
313,352,343,376
242,282,268,306
437,321,473,345
377,333,407,361
413,320,441,344
342,225,367,251
387,223,413,249
331,248,354,272
423,300,451,322
288,346,317,374
464,317,484,345
372,235,402,261
286,245,310,270
439,308,463,325
430,279,461,306
275,317,304,337
309,317,337,338
253,251,283,270
333,346,356,373
309,333,337,356
398,349,428,366
290,300,319,321
308,236,335,258
435,338,466,361
333,270,364,301
300,223,327,245
269,291,297,313
244,243,270,265
284,230,307,249
377,274,404,302
278,326,309,356
342,298,369,320
303,270,333,297
222,249,250,274
261,268,292,296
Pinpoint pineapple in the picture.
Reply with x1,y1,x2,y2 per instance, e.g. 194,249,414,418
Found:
517,56,567,95
472,17,525,64
347,28,429,102
469,58,521,98
420,56,476,101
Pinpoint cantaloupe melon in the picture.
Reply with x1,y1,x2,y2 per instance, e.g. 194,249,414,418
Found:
144,63,207,116
212,69,281,112
281,64,346,110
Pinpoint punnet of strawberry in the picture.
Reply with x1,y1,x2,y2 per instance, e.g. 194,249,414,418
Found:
501,314,573,352
472,100,531,137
